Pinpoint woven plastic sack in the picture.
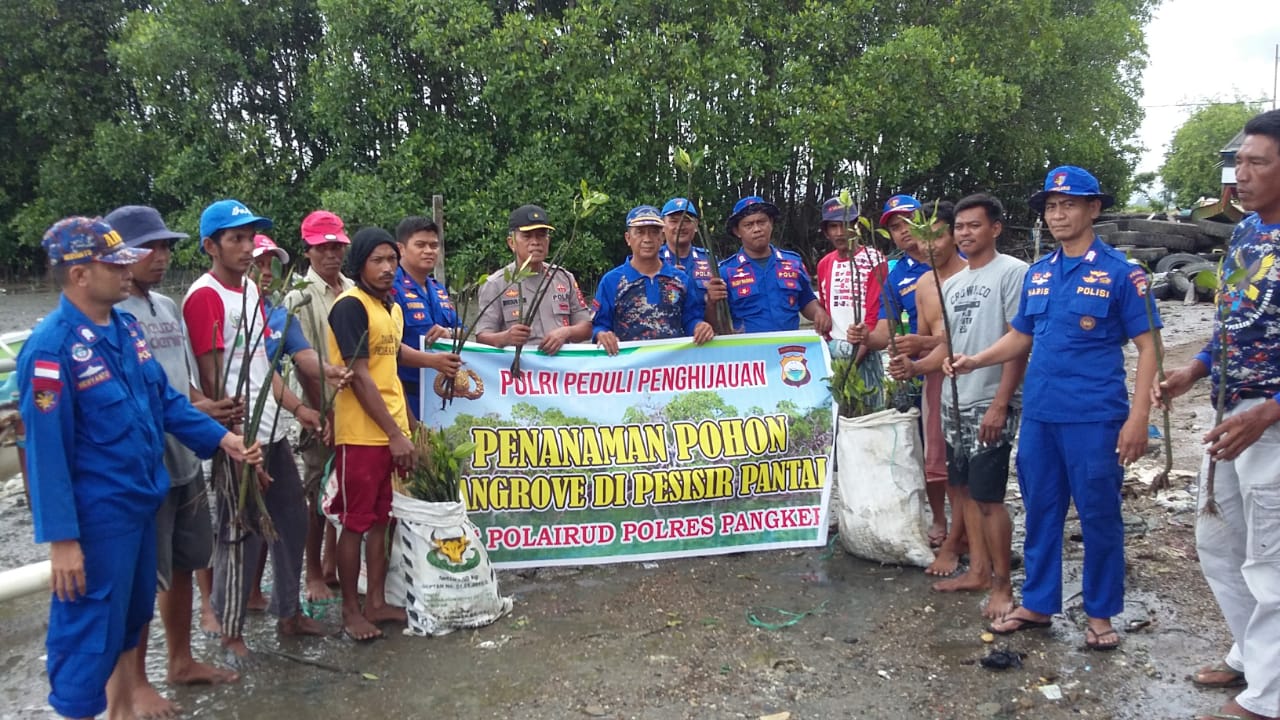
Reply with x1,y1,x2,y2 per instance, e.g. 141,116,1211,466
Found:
834,408,934,567
385,491,513,636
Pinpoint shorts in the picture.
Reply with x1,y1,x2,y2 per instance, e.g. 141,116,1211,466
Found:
331,444,394,533
46,523,156,719
155,473,214,591
944,404,1020,503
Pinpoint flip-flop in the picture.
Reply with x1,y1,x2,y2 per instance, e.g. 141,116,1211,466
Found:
1192,662,1247,689
987,614,1052,635
1085,626,1121,651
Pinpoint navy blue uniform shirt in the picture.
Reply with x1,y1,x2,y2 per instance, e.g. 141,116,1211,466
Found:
1010,238,1161,423
718,246,818,333
19,295,227,543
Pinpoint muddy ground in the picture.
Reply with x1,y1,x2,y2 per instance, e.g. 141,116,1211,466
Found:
0,292,1235,720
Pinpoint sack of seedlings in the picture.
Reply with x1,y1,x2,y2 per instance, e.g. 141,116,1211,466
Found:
833,408,934,567
385,427,512,636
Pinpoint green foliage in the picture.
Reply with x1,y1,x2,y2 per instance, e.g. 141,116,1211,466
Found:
1160,101,1261,208
0,0,1159,284
398,425,477,503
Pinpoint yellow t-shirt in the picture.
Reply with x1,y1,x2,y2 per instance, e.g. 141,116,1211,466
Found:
327,286,409,446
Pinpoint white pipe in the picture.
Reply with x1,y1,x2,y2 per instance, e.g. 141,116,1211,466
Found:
0,358,15,373
0,560,51,602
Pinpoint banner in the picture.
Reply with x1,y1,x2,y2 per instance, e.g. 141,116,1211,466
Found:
419,331,834,568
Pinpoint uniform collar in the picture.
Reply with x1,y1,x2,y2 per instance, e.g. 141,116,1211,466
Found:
621,258,676,280
306,266,352,294
736,245,780,264
394,265,428,295
59,294,115,347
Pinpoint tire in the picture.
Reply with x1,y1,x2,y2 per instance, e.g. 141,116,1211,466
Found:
1155,252,1206,274
1150,272,1174,301
1195,219,1235,240
1092,222,1120,237
1116,218,1203,239
1106,231,1198,252
1125,247,1167,264
1168,261,1216,301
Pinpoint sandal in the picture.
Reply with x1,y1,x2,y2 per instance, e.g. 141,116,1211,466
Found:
1192,662,1246,689
1085,626,1120,651
987,612,1052,635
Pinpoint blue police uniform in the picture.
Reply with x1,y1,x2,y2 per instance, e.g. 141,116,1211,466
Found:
391,266,461,419
591,259,705,341
876,255,930,333
1010,238,1160,620
19,296,227,719
719,246,818,333
658,244,715,302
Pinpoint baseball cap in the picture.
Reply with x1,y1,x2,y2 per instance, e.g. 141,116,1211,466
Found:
252,234,290,265
105,205,189,249
661,197,699,218
509,204,554,232
42,216,150,267
879,194,922,226
1029,165,1116,213
821,196,858,224
625,205,664,227
726,195,780,230
199,199,272,240
300,210,351,246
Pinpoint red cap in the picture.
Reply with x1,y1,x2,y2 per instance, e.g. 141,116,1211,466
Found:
252,234,290,264
300,210,350,246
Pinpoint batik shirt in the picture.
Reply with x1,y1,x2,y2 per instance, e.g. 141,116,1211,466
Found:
1194,214,1280,408
591,260,704,341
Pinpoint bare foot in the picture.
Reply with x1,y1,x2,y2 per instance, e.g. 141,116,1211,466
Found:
167,658,239,686
323,569,338,588
924,548,960,576
933,569,991,593
926,522,947,548
278,613,328,637
200,605,221,637
132,681,180,719
984,586,1016,619
364,603,408,626
1197,699,1280,720
343,609,383,641
305,576,335,602
247,590,269,612
221,637,259,670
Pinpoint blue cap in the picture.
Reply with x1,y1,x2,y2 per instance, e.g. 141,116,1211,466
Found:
199,199,273,241
105,205,189,249
661,197,699,218
879,194,922,225
626,205,664,227
1029,165,1115,213
821,196,857,224
727,195,779,229
42,216,151,267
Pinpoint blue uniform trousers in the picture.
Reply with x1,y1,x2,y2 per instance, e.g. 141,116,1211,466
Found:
46,522,156,719
1015,418,1125,619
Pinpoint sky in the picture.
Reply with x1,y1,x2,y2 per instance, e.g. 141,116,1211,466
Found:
1135,0,1280,175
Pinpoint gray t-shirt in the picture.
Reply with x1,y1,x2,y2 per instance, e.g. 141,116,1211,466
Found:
941,253,1028,411
117,291,204,486
474,262,592,345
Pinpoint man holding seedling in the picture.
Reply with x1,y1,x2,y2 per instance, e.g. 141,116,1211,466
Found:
718,195,830,335
659,197,715,289
393,215,461,420
849,194,955,559
1159,109,1280,720
283,210,354,603
815,195,885,360
949,166,1159,652
326,227,462,640
184,199,326,664
475,204,592,353
892,194,1027,618
591,205,714,354
108,205,244,714
20,216,260,720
